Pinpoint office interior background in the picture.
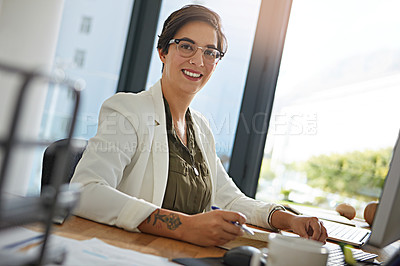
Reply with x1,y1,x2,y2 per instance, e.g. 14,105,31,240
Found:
1,0,400,218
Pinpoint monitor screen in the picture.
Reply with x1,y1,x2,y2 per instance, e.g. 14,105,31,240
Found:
368,130,400,248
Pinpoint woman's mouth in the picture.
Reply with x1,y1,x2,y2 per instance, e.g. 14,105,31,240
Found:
182,69,203,80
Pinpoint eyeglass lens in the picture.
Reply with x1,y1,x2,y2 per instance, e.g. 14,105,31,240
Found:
176,41,221,64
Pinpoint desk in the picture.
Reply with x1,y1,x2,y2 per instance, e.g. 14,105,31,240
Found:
46,216,226,260
29,216,399,264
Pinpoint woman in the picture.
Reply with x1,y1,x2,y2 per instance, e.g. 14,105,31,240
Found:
71,5,327,246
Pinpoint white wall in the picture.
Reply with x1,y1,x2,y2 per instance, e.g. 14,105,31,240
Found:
0,0,64,195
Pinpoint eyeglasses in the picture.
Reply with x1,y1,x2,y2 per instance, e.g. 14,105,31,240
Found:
168,38,224,65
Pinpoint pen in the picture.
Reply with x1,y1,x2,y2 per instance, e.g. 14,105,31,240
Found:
3,234,44,250
211,206,255,235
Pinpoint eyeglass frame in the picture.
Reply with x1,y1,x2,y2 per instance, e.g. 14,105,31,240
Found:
168,38,225,64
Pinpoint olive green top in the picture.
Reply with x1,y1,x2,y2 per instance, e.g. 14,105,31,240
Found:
161,98,212,215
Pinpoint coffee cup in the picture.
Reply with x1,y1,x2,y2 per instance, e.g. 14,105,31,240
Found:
263,233,329,266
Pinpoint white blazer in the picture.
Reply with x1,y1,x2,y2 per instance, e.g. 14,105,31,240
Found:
71,80,279,232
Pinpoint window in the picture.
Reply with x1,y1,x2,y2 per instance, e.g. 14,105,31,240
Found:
27,0,135,195
256,0,400,216
73,49,86,67
44,0,135,140
146,0,261,169
80,16,92,34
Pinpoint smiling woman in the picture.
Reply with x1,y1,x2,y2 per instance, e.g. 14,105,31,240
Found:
70,4,328,247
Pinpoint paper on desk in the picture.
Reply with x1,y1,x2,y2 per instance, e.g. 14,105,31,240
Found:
220,228,301,250
241,227,271,242
220,236,268,250
288,205,356,226
29,235,177,266
219,227,271,250
0,227,44,251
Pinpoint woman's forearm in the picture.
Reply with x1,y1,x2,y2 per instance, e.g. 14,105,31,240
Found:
270,210,295,230
138,208,187,240
138,208,246,246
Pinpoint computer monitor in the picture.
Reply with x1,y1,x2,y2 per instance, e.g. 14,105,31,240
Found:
368,130,400,248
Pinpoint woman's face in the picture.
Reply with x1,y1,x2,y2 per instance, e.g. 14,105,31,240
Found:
159,21,218,97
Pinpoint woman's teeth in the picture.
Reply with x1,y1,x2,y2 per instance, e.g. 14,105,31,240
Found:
183,70,201,78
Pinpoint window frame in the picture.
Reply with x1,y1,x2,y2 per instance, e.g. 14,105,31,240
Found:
117,0,162,93
228,0,292,198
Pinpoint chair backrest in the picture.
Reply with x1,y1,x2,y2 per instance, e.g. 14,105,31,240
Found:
41,139,87,189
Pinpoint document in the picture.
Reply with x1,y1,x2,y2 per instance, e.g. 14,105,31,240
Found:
219,226,300,250
1,228,177,265
220,226,271,250
241,226,271,242
29,235,178,266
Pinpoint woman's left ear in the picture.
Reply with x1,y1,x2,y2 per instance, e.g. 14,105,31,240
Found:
158,49,166,63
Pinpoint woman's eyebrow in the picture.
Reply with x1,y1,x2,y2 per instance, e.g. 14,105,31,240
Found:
180,37,217,48
179,37,195,44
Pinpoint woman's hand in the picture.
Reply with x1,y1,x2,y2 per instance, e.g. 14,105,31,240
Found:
138,208,246,247
288,215,328,243
181,210,246,246
271,210,328,243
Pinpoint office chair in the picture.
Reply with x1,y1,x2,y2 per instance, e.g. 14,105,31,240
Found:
40,138,87,225
41,139,87,189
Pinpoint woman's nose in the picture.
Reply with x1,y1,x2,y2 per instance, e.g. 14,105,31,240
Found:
189,48,204,66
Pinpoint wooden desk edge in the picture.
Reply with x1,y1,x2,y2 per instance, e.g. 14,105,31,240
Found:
28,216,227,261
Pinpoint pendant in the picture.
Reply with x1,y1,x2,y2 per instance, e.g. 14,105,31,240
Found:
193,166,199,176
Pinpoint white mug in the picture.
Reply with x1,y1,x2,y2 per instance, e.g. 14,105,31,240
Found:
263,233,329,266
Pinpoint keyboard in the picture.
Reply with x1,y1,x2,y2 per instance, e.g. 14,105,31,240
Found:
323,219,371,247
325,242,378,266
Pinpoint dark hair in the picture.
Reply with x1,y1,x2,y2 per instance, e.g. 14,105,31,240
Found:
157,5,227,56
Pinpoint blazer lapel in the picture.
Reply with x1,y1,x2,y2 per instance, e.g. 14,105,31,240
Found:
191,113,215,193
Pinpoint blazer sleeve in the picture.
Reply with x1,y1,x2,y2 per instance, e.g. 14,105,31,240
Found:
70,96,158,232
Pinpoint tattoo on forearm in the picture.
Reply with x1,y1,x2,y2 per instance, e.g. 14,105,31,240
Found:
151,209,182,230
146,215,151,224
152,209,165,226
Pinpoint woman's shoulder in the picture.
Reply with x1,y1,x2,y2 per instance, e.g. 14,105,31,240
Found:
102,90,154,114
104,90,152,104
